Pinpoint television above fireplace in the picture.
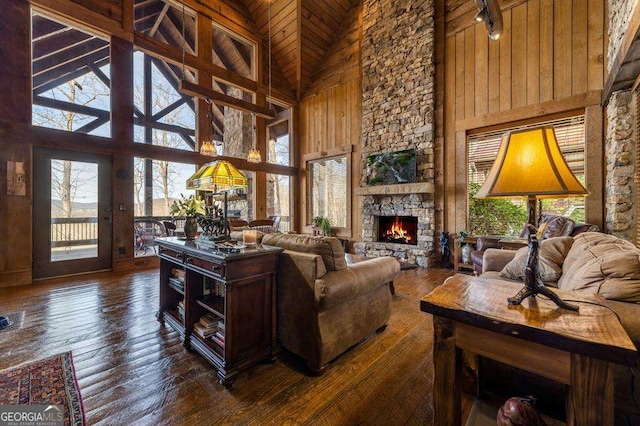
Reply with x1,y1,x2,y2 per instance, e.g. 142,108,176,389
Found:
365,149,416,186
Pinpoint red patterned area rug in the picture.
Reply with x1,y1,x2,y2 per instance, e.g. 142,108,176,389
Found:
0,352,85,425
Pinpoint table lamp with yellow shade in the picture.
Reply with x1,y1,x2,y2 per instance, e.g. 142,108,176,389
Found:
186,159,248,240
475,126,588,310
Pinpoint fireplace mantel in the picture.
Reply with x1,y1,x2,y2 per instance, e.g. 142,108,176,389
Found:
354,182,434,196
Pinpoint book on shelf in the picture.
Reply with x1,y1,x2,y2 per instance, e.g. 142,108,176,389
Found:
194,323,217,338
168,277,184,291
217,320,225,331
211,333,225,348
177,300,185,319
198,314,218,327
171,268,185,280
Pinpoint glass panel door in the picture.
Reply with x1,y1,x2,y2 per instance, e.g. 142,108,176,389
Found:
33,148,112,279
50,159,98,261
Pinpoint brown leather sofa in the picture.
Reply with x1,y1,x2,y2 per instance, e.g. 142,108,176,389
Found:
470,213,599,274
261,233,401,374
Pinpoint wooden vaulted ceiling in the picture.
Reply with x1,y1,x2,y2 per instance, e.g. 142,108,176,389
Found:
242,0,359,99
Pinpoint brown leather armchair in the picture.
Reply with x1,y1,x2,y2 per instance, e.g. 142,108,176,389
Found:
470,214,599,274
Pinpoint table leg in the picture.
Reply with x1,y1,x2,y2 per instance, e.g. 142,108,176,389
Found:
433,316,461,425
566,353,613,425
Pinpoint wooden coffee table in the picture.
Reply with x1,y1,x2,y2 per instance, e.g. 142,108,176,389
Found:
420,274,637,425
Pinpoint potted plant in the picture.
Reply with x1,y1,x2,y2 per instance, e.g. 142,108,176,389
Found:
312,216,332,236
170,194,206,240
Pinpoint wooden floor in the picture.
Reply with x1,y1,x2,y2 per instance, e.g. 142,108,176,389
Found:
0,266,455,425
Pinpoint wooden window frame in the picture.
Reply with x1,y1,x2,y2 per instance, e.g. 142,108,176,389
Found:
303,145,353,237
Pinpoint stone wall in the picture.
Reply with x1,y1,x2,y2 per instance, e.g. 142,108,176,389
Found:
358,0,436,266
608,0,639,70
605,90,636,240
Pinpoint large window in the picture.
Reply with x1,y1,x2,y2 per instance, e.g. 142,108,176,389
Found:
468,116,586,236
133,158,196,217
309,156,348,228
32,11,111,137
133,51,197,151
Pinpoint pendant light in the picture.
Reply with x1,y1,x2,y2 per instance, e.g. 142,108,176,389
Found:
247,0,273,164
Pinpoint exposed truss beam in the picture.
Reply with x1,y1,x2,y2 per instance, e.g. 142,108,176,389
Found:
180,80,275,119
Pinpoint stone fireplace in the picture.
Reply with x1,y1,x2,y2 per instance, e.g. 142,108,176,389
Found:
354,0,436,267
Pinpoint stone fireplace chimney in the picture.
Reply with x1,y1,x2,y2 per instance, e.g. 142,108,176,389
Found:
355,0,436,267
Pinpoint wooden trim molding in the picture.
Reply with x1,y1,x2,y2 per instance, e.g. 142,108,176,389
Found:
302,145,353,162
455,91,602,131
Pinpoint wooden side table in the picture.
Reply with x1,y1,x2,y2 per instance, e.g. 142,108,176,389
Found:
420,274,637,425
452,235,477,273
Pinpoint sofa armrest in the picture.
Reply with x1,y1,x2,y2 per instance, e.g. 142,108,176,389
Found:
315,257,400,310
482,248,517,273
476,236,501,251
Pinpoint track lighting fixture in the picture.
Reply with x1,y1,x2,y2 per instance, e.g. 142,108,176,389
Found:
475,0,503,41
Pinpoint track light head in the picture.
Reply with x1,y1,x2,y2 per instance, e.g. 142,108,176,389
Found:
474,6,487,22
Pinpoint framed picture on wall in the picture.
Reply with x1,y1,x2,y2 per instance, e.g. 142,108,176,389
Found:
7,161,26,196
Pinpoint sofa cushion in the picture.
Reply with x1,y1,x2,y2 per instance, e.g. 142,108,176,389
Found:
262,233,347,271
315,256,400,310
498,237,573,284
558,232,640,302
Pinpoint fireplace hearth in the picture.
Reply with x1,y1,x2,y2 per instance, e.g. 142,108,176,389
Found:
377,215,418,245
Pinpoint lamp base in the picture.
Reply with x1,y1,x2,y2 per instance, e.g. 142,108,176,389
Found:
507,224,579,311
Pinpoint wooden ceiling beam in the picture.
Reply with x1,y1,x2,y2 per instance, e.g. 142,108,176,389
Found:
134,33,259,94
32,47,110,87
179,80,275,118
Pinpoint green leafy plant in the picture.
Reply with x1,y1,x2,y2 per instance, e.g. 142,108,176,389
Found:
468,182,527,236
313,216,332,236
170,194,206,217
457,230,468,246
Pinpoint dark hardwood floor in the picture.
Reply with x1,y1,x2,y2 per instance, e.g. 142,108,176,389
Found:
0,265,455,425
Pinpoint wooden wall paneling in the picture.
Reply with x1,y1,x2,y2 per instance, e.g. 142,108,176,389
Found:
584,104,604,229
110,37,134,263
435,0,446,247
553,0,572,99
572,0,588,96
474,25,488,117
499,9,512,112
455,33,465,121
526,0,540,105
510,4,527,109
0,0,32,286
444,36,457,232
1,0,31,125
454,130,467,231
587,0,605,91
488,34,501,114
303,2,361,97
464,27,475,119
539,0,554,102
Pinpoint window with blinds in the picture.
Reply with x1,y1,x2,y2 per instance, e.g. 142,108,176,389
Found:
467,115,586,236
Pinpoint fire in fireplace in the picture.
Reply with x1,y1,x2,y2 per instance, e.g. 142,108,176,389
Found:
377,215,418,245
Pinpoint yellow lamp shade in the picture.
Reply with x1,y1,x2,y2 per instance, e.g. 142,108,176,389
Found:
475,126,588,199
186,160,248,191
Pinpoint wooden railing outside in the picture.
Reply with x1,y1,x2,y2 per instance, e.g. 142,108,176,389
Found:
51,217,98,248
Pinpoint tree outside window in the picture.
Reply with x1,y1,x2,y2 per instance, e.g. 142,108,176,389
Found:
309,156,347,228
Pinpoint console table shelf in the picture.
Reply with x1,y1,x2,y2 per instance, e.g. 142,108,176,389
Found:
156,237,282,387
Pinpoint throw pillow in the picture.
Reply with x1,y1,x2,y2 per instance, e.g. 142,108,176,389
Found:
558,233,640,302
499,236,574,284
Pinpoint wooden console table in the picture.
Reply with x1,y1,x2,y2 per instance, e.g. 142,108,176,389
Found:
420,274,637,425
156,237,282,387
